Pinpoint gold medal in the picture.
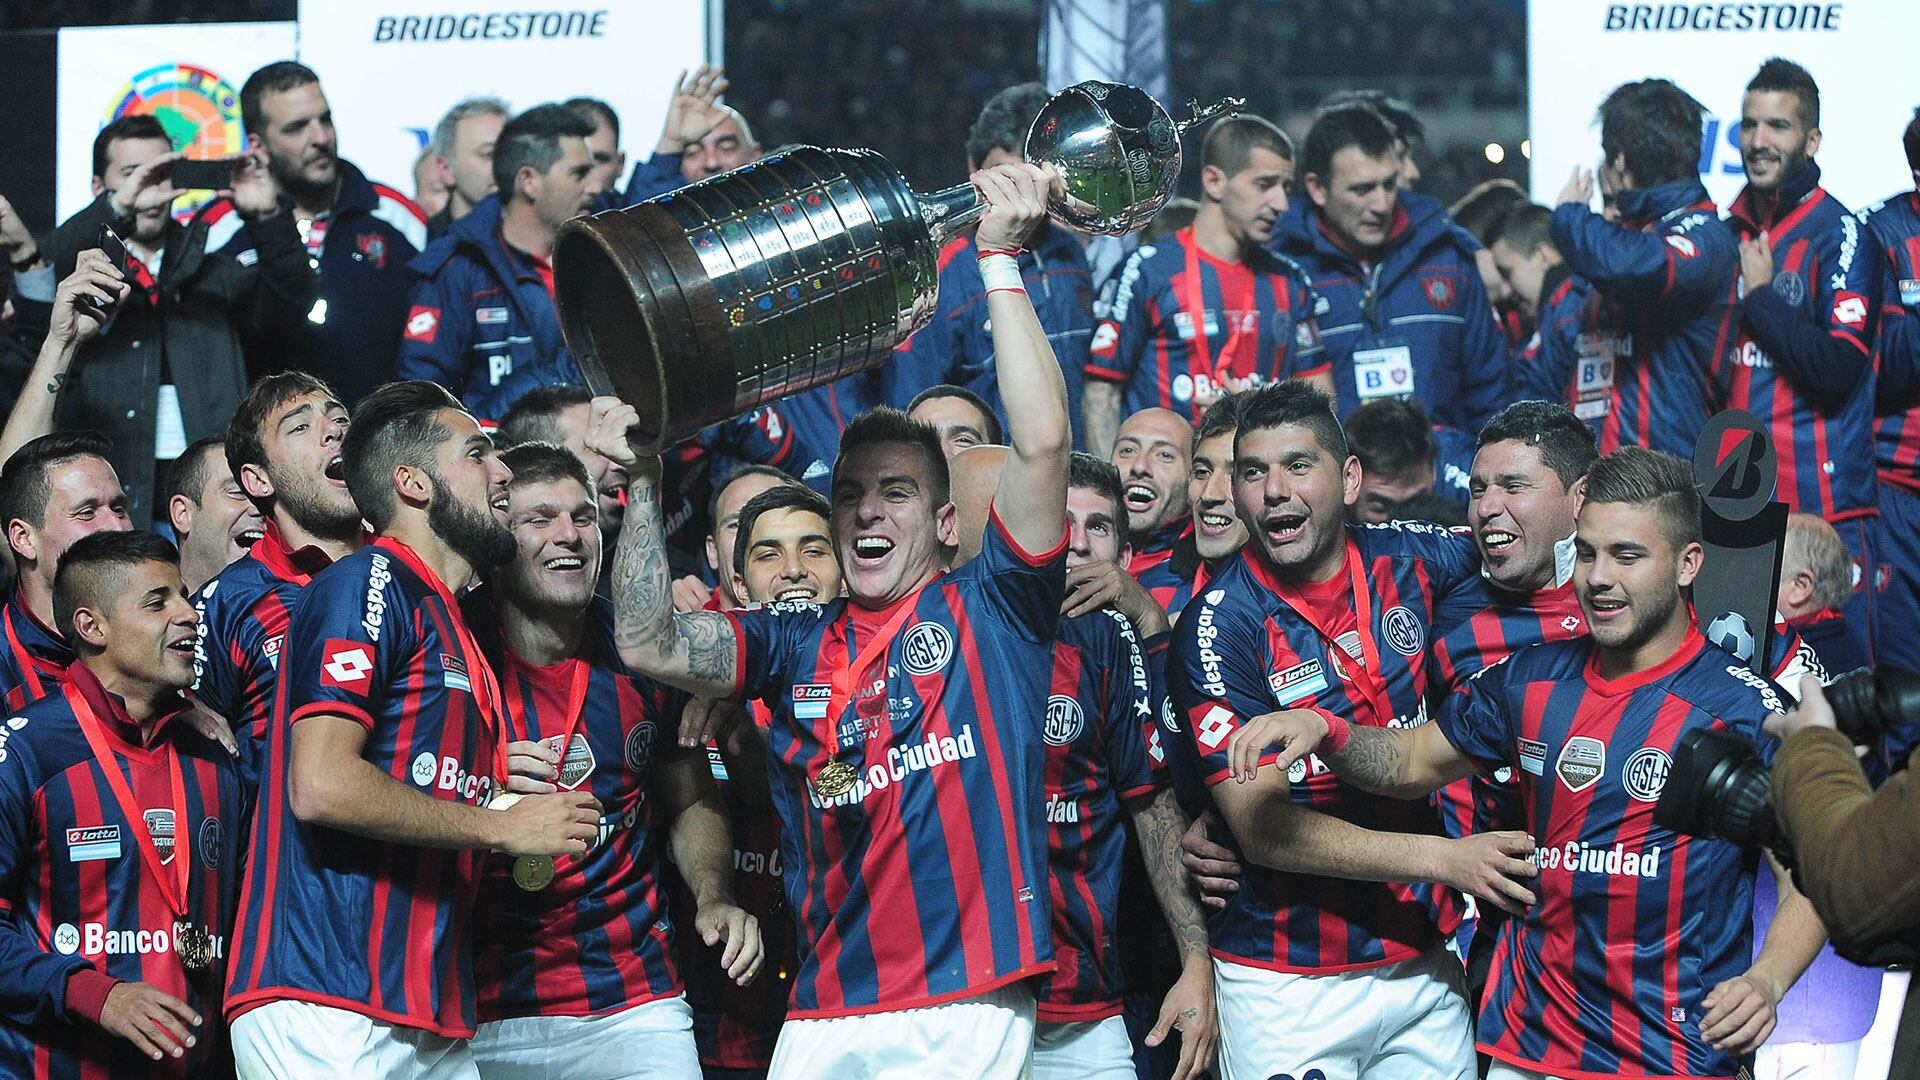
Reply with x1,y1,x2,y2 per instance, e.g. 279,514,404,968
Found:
814,760,858,798
173,920,211,973
489,791,523,812
512,854,556,891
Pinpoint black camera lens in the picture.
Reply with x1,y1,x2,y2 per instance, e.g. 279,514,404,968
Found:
1654,729,1780,850
1826,666,1920,747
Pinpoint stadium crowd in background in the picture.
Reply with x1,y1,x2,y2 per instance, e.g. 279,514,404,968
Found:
0,35,1914,1080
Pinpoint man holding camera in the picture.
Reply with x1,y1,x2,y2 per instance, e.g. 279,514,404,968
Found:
1221,447,1826,1080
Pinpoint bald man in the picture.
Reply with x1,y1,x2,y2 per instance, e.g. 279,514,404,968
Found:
950,445,1217,1080
1111,409,1194,608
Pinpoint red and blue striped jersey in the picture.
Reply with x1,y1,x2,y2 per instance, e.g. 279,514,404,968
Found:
1546,181,1739,456
465,596,690,1021
1168,522,1477,973
1039,607,1161,1021
1721,165,1883,517
1132,529,1213,618
0,665,245,1079
1088,226,1326,422
227,537,507,1037
0,591,72,713
677,733,793,1069
190,522,342,790
1862,191,1920,493
726,513,1064,1018
1429,570,1586,842
1436,630,1786,1079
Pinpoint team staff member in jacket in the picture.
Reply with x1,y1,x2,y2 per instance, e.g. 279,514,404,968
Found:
1086,115,1327,455
890,84,1095,435
200,61,429,406
1720,59,1884,649
1547,79,1741,456
1273,104,1509,436
397,104,603,420
19,116,302,527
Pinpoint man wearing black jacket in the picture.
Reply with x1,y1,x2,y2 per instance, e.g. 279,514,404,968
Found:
7,115,302,527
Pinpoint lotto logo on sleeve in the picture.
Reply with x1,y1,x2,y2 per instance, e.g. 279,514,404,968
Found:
321,639,375,695
1193,704,1238,752
405,306,440,343
1832,291,1868,328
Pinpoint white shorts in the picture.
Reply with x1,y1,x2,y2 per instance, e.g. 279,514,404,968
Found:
232,999,479,1080
1485,1065,1565,1080
1753,1039,1863,1080
472,995,701,1079
1213,943,1475,1080
768,982,1036,1080
1032,1014,1132,1080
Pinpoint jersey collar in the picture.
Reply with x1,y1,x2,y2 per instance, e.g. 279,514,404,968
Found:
65,658,190,751
253,519,354,586
1581,624,1705,696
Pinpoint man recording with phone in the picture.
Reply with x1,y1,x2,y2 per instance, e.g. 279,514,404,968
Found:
3,115,307,528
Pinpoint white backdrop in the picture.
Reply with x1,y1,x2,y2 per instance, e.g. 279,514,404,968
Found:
296,0,715,200
54,22,296,221
52,4,716,222
1528,0,1920,213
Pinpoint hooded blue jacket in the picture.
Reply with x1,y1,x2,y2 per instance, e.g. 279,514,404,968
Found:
395,194,576,420
1272,190,1509,433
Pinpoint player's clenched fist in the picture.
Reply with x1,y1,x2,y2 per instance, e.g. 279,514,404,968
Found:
1224,708,1329,783
1438,830,1537,916
97,982,199,1061
492,790,602,857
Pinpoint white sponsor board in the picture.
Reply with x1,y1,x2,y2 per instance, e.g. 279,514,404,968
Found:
54,21,296,221
297,0,714,200
1528,1,1920,212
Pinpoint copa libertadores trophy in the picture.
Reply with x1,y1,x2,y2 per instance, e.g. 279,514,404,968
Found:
552,81,1242,452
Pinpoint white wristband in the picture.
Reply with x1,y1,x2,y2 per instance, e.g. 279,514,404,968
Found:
977,252,1025,294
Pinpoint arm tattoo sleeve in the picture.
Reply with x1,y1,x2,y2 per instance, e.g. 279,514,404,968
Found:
1328,726,1413,796
1132,788,1210,959
612,472,738,695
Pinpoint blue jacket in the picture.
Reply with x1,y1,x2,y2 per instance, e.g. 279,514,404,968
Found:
201,158,427,405
1272,190,1509,433
888,225,1095,439
1548,179,1739,455
602,152,690,210
395,194,575,420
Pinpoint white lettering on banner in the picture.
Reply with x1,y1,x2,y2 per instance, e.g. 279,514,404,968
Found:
361,553,391,641
1537,840,1663,878
808,726,978,809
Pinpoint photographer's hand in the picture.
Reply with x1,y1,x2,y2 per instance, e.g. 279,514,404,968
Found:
1764,676,1836,740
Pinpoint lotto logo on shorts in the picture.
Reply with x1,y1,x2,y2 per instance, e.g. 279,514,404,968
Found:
321,640,375,695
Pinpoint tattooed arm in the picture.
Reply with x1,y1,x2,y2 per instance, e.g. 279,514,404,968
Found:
1222,709,1477,800
1124,786,1218,1080
588,399,742,699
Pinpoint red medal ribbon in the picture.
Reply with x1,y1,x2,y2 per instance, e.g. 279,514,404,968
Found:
67,685,194,923
825,585,931,751
1269,539,1397,727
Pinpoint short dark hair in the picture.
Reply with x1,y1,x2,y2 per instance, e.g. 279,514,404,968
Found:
1597,79,1708,188
1237,380,1348,460
1345,399,1436,478
240,61,321,139
0,431,115,533
708,464,799,537
1747,57,1821,129
1301,104,1397,185
1583,447,1701,548
1391,489,1467,529
493,103,596,197
967,82,1051,167
1318,89,1425,145
165,438,227,511
53,530,178,644
906,384,1004,444
733,484,833,579
1195,391,1249,448
1492,201,1554,255
562,96,621,142
501,441,591,496
226,371,341,491
1477,400,1598,488
91,114,172,179
498,384,593,448
1449,179,1528,245
1904,106,1920,174
1202,114,1295,178
341,381,464,530
1068,451,1130,539
836,407,950,506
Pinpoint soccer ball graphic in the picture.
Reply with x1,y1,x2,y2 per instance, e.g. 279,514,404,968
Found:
1706,611,1755,661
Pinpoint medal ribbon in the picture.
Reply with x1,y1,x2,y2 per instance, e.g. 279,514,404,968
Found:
67,686,194,924
2,610,49,704
1270,540,1396,727
1178,231,1257,392
502,656,593,874
825,585,931,751
377,538,510,790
